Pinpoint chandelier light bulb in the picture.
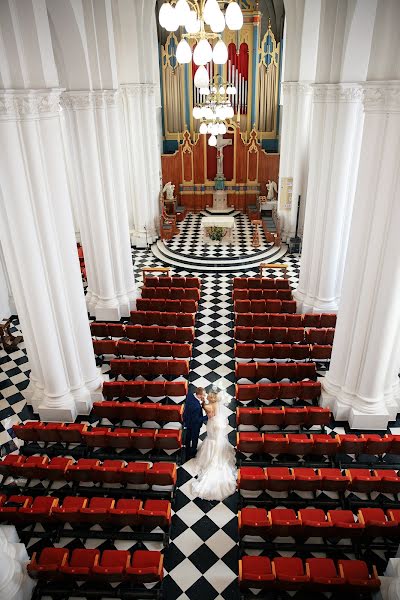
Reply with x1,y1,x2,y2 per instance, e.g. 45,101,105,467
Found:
194,65,209,88
159,3,172,28
219,86,226,94
199,122,208,134
185,10,200,33
208,134,217,147
163,5,179,31
211,86,217,93
218,123,227,134
203,0,219,26
210,8,225,33
207,123,214,133
225,106,234,119
212,40,228,65
176,39,192,64
199,87,210,95
204,107,214,120
211,123,220,135
175,0,191,25
226,85,236,95
193,106,202,119
193,39,213,66
225,1,243,30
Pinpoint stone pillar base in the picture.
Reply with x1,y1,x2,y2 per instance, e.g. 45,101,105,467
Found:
294,289,339,314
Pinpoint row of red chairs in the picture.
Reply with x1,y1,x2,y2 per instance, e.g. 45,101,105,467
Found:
236,362,317,382
0,455,176,485
235,343,332,361
0,495,170,528
144,275,200,288
93,402,182,422
235,300,296,314
91,322,195,342
235,327,335,345
103,380,187,400
238,465,400,493
236,382,321,402
239,506,400,539
136,299,198,313
131,311,195,327
237,432,399,457
110,359,189,378
93,340,191,359
235,312,337,328
14,425,182,450
141,286,200,301
237,406,331,427
239,556,380,591
233,289,292,301
28,548,163,584
233,277,290,290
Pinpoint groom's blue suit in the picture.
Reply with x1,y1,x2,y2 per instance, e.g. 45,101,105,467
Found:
183,392,207,457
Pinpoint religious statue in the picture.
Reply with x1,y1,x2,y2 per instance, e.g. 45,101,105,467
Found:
266,179,278,200
162,181,175,200
216,135,233,177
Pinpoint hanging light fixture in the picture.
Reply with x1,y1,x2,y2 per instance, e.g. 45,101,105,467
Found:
158,1,243,66
176,38,192,63
194,65,209,88
208,134,217,146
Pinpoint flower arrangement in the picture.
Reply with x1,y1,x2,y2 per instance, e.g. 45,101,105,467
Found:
206,226,226,242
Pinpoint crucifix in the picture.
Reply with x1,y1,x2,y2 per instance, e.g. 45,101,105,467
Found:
216,134,232,178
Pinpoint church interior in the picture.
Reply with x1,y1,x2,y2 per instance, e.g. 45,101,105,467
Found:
1,0,400,599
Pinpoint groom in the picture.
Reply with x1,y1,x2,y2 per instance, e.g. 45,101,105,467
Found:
183,387,207,459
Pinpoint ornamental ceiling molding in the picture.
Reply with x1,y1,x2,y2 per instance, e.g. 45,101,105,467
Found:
61,90,120,110
311,83,363,104
0,89,64,121
362,82,400,113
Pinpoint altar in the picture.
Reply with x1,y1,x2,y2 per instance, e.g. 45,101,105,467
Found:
201,216,236,244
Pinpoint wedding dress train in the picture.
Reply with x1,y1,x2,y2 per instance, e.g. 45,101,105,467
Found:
191,403,237,501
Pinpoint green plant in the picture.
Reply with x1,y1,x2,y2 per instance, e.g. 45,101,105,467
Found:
207,226,226,241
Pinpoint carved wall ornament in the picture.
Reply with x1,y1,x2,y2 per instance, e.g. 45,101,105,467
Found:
62,90,120,111
311,84,363,103
0,89,63,121
362,82,400,113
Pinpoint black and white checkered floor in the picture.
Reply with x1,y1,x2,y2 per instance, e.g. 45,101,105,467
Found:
1,232,398,599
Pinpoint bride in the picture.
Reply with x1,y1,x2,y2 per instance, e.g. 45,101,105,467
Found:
191,389,237,501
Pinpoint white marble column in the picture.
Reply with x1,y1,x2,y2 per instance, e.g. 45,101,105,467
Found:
0,242,15,318
321,82,400,429
0,89,103,421
278,82,313,242
294,83,364,313
62,90,138,320
120,84,161,247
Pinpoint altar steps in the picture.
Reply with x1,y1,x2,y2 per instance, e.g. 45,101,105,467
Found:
201,208,240,217
151,239,288,273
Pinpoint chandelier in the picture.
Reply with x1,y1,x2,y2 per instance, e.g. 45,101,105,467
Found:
159,1,244,86
192,75,236,145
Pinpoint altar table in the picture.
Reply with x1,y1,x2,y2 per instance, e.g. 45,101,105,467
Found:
201,216,236,243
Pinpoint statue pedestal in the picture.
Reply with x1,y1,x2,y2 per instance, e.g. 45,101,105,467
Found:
213,191,228,210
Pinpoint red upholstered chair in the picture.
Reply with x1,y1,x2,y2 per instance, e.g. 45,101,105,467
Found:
237,432,264,454
120,462,150,485
338,560,380,591
374,469,400,493
155,429,182,450
303,314,321,327
58,423,87,443
265,300,281,313
263,433,288,455
296,362,316,380
358,507,397,537
307,406,331,426
90,322,109,338
130,429,155,450
286,433,313,455
235,344,254,361
279,382,302,399
0,495,32,524
20,455,49,479
19,496,58,523
257,362,277,381
268,313,285,327
237,407,261,426
272,344,292,361
126,550,164,584
158,276,172,287
235,314,252,327
92,459,125,484
233,277,245,289
254,344,273,361
180,313,195,327
307,328,326,345
235,327,253,342
109,499,142,527
92,550,130,582
236,384,259,403
106,428,133,449
252,326,269,341
13,421,40,442
168,359,189,378
347,469,381,493
236,363,257,381
0,454,27,478
281,300,296,313
265,467,294,491
80,497,115,524
273,557,309,590
28,548,69,579
248,277,262,289
285,314,303,327
145,381,167,400
157,326,176,342
36,423,63,443
320,313,337,327
238,466,267,490
318,468,350,492
65,459,100,483
239,556,275,590
260,407,284,426
60,549,100,579
239,507,270,536
92,401,122,421
45,457,73,480
175,328,195,343
293,467,321,491
102,381,124,400
252,299,267,313
270,509,301,537
327,509,364,538
252,314,269,326
82,427,110,448
275,363,297,381
172,343,191,359
52,496,88,524
290,344,310,361
277,289,292,300
337,434,366,455
146,462,177,486
299,508,332,537
156,404,183,423
388,435,400,454
311,434,339,456
130,311,146,325
287,328,305,343
310,344,332,361
306,558,345,591
165,380,187,401
108,323,125,338
363,434,393,455
140,499,171,528
275,278,290,290
386,509,400,534
284,406,308,425
124,381,146,398
299,381,321,401
270,327,288,343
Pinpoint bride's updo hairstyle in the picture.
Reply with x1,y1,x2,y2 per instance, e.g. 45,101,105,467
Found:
207,391,219,404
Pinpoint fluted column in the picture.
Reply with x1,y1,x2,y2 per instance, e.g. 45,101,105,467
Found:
294,83,364,313
121,84,161,247
0,89,103,421
62,90,138,320
278,82,313,241
321,82,400,429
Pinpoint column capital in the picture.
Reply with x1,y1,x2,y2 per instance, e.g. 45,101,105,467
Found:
120,83,157,98
0,88,64,121
61,89,120,110
311,83,363,103
362,81,400,113
281,81,313,101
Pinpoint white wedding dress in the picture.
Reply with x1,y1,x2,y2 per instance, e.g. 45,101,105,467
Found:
191,400,237,501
